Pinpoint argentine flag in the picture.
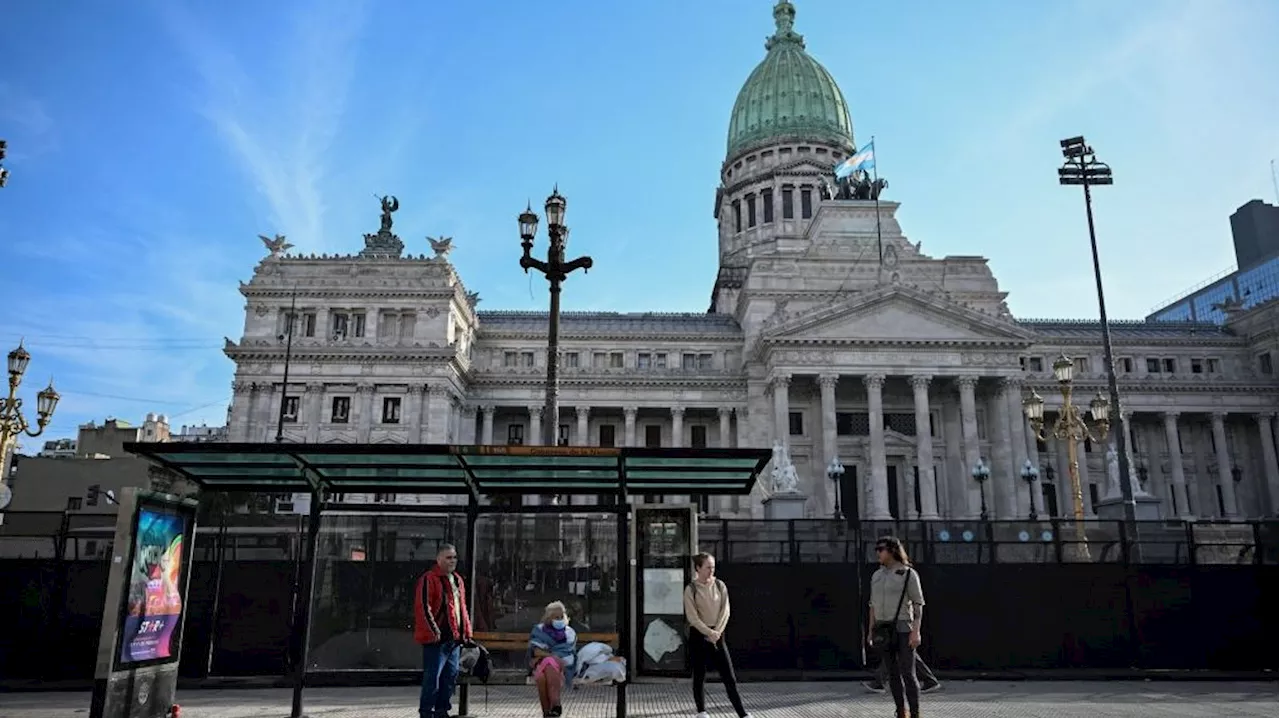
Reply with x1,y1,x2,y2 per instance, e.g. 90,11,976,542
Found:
834,141,875,179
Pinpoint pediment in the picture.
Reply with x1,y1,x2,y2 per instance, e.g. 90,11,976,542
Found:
765,284,1034,345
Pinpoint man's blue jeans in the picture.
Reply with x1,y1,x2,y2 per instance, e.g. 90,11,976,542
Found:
420,641,461,718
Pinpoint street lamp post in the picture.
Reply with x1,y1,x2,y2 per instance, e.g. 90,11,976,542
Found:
1023,355,1111,558
826,457,845,521
1058,136,1138,527
1019,459,1040,521
971,459,991,521
519,188,594,449
0,342,61,481
275,290,298,444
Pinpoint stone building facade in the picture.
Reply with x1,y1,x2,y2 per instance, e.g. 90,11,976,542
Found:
223,1,1279,520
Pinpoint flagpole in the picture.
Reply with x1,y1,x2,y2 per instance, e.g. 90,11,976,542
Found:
870,136,884,273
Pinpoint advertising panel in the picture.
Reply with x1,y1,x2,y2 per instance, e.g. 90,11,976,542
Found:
116,500,193,667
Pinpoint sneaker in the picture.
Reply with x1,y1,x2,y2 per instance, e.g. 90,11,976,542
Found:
921,682,942,694
862,681,886,694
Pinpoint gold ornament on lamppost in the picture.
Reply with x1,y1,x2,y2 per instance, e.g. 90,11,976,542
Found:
1022,354,1110,560
0,342,61,483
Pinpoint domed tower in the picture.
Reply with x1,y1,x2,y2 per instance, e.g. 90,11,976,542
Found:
711,0,856,312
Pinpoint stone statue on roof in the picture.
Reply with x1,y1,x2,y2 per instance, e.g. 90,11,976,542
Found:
378,195,399,232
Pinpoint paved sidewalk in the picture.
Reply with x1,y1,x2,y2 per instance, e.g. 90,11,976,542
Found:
1,681,1275,717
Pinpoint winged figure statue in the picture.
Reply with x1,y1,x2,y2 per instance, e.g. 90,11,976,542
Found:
427,235,454,260
259,233,293,258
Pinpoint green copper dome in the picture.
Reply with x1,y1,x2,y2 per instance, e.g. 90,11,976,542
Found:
726,1,854,160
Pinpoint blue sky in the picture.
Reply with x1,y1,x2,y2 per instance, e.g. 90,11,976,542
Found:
0,0,1276,445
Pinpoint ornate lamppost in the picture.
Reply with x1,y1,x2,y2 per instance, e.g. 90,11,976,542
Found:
826,457,845,521
1023,354,1110,557
0,342,61,481
1020,459,1040,521
518,188,594,449
971,459,990,521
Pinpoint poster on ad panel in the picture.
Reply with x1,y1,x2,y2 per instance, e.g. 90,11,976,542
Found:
118,506,188,665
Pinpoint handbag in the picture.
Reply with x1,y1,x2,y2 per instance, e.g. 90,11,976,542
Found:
870,568,912,650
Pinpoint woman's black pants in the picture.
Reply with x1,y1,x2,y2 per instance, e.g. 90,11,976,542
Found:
878,625,920,715
689,631,747,717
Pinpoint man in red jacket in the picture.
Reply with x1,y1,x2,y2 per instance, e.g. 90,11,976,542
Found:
415,543,472,718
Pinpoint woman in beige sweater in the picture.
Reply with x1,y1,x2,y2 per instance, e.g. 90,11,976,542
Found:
683,552,752,718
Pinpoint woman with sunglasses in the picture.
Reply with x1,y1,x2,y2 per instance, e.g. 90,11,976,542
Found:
867,536,925,718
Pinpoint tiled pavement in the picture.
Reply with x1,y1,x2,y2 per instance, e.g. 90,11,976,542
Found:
2,681,1275,718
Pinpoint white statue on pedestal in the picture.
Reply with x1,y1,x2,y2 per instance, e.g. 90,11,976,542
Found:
770,440,801,494
1104,445,1122,499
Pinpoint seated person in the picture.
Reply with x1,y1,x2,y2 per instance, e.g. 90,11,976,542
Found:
529,601,577,718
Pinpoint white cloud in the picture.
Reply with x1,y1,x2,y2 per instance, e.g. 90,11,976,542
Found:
160,1,374,253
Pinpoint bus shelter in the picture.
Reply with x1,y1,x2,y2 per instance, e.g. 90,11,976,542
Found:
124,441,770,718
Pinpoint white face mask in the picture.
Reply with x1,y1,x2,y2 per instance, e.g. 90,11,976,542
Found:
551,618,568,630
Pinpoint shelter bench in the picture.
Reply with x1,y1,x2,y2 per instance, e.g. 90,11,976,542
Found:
470,630,623,686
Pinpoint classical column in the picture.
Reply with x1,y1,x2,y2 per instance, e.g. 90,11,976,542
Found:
718,407,733,448
357,384,375,442
1162,411,1192,518
671,407,685,448
1209,412,1239,518
1257,413,1279,515
575,406,591,446
910,375,939,520
864,373,891,520
481,405,496,445
424,387,450,443
460,405,478,445
942,398,964,519
624,407,638,448
818,374,839,518
956,376,982,518
1004,378,1031,515
528,406,544,446
771,374,792,448
990,379,1015,519
305,382,324,442
405,385,424,443
230,383,253,442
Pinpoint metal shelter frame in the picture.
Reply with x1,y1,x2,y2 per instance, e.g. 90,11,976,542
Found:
124,441,771,718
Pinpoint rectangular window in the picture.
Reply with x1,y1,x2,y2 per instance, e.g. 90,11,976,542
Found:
282,396,300,422
697,353,713,370
746,194,757,227
86,485,100,507
331,396,351,423
1117,357,1133,373
800,188,813,218
732,200,742,232
682,353,697,370
593,352,607,368
1162,357,1176,374
654,352,668,369
644,425,662,448
558,424,570,447
836,412,855,436
504,351,519,367
302,313,317,337
562,351,580,368
381,397,402,424
598,424,616,448
609,351,624,368
788,411,804,436
762,188,774,223
1073,357,1089,375
332,312,350,339
690,425,708,448
507,424,525,446
1028,357,1043,372
637,352,652,369
1190,358,1204,374
521,351,536,367
1261,352,1274,374
352,312,366,338
1206,358,1219,373
782,187,794,219
67,497,82,511
1146,357,1161,373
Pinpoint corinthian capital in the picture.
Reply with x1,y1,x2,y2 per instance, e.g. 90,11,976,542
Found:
817,374,839,391
770,373,792,391
862,373,886,391
955,375,979,391
910,375,932,391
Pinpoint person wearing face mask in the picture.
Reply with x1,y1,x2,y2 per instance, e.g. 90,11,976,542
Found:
683,552,753,718
529,601,577,718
